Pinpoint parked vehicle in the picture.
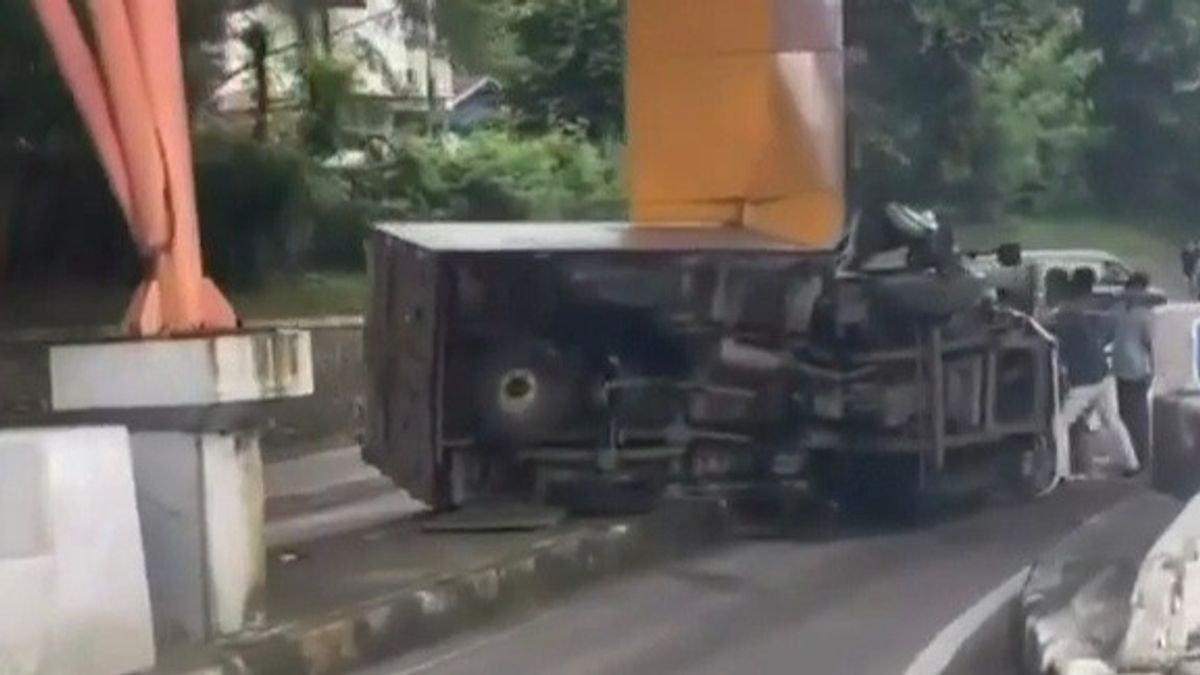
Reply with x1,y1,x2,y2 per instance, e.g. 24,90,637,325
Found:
966,249,1167,317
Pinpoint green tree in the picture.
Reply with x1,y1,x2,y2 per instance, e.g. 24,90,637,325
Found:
846,0,976,207
960,3,1102,213
433,0,522,78
847,0,1101,216
300,56,354,157
1084,0,1200,213
180,0,240,106
0,0,254,283
505,0,625,139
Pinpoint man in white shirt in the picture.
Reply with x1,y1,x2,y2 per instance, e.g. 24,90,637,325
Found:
1112,272,1154,469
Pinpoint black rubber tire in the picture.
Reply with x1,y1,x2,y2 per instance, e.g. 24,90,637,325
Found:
545,474,663,517
868,271,987,320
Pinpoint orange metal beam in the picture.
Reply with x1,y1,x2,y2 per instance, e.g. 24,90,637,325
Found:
32,0,236,336
627,0,846,246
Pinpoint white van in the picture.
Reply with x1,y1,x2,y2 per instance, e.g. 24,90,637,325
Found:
967,248,1165,318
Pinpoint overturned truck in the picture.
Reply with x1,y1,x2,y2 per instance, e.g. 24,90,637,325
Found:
363,209,1058,516
363,0,1058,516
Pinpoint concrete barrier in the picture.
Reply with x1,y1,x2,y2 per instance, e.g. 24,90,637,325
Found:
1150,304,1200,398
46,331,314,647
1019,493,1182,674
1151,394,1200,499
0,317,364,461
1149,304,1200,498
0,427,155,675
1117,490,1200,671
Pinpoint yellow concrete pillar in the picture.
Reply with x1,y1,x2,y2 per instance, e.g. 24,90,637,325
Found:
627,0,845,247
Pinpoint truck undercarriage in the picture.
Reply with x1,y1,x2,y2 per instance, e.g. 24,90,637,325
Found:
364,219,1057,516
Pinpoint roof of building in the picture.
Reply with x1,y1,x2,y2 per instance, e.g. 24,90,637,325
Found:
450,75,502,109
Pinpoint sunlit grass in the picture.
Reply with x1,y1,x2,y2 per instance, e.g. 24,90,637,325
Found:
232,272,368,320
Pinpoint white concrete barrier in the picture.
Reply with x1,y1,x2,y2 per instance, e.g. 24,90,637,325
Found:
0,427,155,675
1151,303,1200,397
1119,493,1200,671
50,330,313,411
132,432,266,643
1148,304,1200,495
47,331,313,646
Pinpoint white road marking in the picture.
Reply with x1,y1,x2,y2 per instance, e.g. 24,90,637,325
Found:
902,566,1028,675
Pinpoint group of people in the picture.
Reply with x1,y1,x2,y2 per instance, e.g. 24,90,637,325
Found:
1048,267,1154,482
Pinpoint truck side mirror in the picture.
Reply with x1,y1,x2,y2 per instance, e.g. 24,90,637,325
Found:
997,243,1022,267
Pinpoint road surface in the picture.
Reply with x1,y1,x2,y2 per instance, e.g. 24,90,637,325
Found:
364,481,1137,675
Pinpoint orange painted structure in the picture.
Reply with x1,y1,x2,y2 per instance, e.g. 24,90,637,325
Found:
32,0,236,336
627,0,845,246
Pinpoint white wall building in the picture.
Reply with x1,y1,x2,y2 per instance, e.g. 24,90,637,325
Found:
212,0,455,134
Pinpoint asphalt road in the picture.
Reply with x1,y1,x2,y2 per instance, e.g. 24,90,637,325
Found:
364,481,1137,675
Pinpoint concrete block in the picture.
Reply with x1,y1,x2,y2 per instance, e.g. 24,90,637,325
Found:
2,318,359,462
0,427,155,675
50,330,313,411
1152,303,1200,396
1151,395,1200,498
131,432,266,646
1119,494,1200,671
1021,493,1181,675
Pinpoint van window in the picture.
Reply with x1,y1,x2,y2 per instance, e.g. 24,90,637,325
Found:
1100,260,1131,285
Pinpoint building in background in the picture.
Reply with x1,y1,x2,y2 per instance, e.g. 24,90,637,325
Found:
448,75,503,132
211,0,456,138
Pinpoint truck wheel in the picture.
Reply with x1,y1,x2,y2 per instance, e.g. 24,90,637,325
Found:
545,474,663,517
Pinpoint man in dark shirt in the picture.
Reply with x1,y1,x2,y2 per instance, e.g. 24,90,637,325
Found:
1050,269,1140,481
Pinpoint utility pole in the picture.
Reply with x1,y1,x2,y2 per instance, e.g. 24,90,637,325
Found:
423,0,443,136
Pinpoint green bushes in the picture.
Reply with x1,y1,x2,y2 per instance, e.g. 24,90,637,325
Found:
407,127,625,221
191,125,624,287
194,132,312,288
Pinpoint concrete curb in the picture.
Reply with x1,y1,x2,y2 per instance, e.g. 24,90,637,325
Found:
158,498,730,675
1019,492,1183,674
904,568,1027,675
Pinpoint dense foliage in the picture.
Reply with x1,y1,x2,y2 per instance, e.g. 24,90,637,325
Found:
505,0,625,139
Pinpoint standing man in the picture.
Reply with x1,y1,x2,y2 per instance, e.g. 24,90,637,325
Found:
1112,272,1154,469
1051,269,1141,480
